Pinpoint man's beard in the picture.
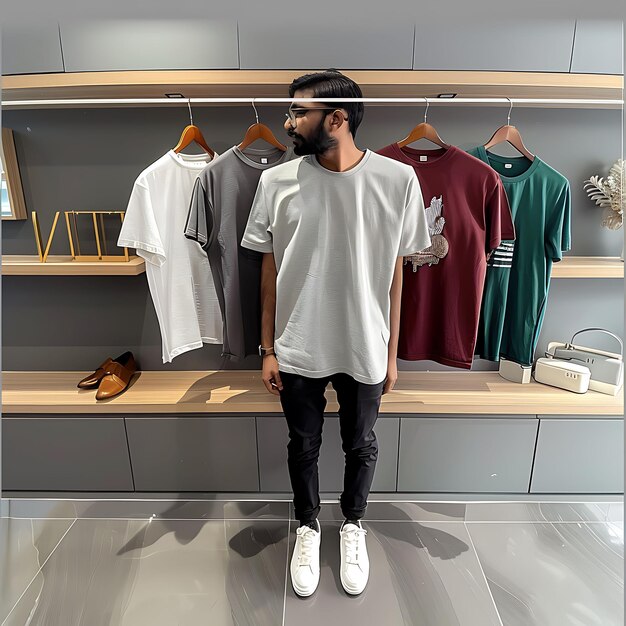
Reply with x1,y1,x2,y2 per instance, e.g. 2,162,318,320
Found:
288,118,337,156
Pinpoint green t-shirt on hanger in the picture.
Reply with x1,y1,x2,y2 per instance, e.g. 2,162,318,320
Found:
467,146,571,365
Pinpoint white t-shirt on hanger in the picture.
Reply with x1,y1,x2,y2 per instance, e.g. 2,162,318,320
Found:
118,150,223,363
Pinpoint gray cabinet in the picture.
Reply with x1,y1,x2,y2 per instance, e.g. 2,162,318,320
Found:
257,416,399,492
3,412,621,495
2,417,133,491
397,416,538,492
59,20,239,72
238,21,414,70
1,23,64,75
531,418,624,493
125,416,258,491
413,19,575,72
571,20,623,75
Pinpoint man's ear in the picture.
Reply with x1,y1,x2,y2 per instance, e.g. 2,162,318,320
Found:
329,109,348,132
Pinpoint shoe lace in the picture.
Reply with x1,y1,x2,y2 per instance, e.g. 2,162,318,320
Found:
342,526,367,565
296,527,317,566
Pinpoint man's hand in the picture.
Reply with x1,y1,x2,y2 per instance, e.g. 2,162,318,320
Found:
382,358,398,395
262,354,283,396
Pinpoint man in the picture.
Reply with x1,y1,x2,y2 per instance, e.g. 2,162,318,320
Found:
241,70,430,597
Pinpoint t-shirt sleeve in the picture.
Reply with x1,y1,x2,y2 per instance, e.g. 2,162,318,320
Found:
117,179,166,267
398,173,431,256
485,178,514,253
184,177,213,249
241,176,274,253
546,181,572,262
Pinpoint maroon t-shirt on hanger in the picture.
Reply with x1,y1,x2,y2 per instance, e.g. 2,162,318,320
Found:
377,144,514,368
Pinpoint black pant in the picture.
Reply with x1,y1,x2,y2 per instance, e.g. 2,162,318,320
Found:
278,369,385,525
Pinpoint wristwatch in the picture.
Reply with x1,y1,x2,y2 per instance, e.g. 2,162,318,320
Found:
258,344,275,357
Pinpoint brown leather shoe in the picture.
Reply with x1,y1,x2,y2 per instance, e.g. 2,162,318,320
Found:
95,351,138,400
77,357,114,388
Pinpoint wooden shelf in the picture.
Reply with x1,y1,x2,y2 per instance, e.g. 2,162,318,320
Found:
553,256,624,278
2,255,145,275
2,370,622,415
2,70,623,108
2,255,620,278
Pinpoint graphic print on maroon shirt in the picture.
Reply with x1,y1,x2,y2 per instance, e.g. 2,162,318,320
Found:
377,144,514,368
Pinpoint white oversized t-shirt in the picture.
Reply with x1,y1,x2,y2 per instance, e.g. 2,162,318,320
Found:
118,150,222,363
241,149,430,384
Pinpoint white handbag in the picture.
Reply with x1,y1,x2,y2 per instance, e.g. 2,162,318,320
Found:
546,328,624,396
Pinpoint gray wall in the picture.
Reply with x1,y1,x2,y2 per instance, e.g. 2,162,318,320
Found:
2,104,623,370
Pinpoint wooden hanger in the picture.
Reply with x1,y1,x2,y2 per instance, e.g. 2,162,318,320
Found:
173,100,215,157
397,98,449,149
238,100,287,152
483,98,534,161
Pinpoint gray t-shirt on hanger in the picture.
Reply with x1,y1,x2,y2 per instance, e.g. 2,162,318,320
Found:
185,145,295,361
241,149,431,385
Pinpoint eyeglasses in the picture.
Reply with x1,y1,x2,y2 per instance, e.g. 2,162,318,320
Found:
285,107,346,127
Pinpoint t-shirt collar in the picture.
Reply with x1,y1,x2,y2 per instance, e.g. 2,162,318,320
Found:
475,145,541,183
167,149,215,169
390,143,456,168
307,149,372,176
232,145,293,169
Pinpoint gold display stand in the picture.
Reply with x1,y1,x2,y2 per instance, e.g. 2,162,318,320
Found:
31,211,61,262
31,210,129,262
64,210,129,262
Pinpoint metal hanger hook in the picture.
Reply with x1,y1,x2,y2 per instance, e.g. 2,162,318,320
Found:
251,98,259,124
423,97,430,124
506,97,513,125
187,98,193,126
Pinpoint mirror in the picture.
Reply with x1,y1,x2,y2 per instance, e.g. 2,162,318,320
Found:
1,128,27,220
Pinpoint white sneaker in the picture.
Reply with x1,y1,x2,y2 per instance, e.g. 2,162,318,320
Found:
290,520,321,597
339,520,369,595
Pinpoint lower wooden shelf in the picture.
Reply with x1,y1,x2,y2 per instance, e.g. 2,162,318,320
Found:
2,255,146,275
2,370,622,415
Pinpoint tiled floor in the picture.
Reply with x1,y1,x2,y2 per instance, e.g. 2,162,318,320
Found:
0,499,622,625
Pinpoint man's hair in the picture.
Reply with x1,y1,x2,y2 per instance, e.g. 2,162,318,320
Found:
288,69,364,138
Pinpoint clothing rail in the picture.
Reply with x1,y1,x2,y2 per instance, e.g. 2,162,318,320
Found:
2,97,624,108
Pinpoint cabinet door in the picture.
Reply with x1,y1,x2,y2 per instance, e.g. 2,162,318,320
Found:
257,416,399,492
59,20,239,72
1,23,64,75
398,417,537,492
2,417,133,491
125,417,258,491
531,418,624,493
571,20,623,75
238,21,414,70
413,19,575,72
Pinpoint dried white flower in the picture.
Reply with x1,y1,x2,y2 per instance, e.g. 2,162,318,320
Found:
584,159,625,230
